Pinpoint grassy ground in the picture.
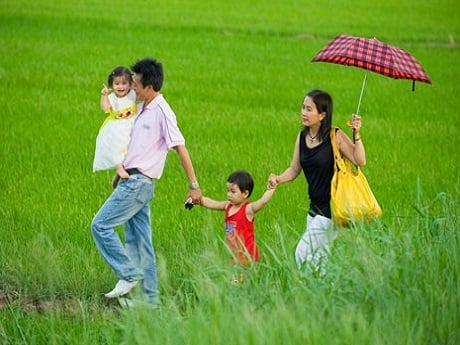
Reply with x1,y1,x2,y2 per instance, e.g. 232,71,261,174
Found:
0,0,459,344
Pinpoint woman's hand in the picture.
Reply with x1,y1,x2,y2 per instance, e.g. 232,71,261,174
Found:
347,114,362,130
347,114,362,141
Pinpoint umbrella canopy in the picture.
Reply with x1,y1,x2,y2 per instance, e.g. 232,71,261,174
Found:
312,34,432,113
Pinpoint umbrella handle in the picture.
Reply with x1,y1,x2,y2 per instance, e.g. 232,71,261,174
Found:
356,71,368,115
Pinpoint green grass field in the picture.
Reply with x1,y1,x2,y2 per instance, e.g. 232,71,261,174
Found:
1,0,459,344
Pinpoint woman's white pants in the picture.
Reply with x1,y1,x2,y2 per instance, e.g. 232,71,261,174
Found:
295,214,335,275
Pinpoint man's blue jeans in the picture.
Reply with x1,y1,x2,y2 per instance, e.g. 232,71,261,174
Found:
91,174,158,304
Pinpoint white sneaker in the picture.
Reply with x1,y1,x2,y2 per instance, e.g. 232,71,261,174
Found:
117,297,135,308
118,297,160,310
104,279,138,298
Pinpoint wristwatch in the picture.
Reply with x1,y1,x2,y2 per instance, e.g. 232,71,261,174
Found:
189,182,200,190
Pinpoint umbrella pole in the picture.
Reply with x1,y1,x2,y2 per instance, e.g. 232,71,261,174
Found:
356,71,368,115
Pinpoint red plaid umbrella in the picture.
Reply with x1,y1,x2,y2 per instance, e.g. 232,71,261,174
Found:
312,34,432,114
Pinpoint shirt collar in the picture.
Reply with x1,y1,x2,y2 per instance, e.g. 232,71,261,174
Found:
141,93,163,112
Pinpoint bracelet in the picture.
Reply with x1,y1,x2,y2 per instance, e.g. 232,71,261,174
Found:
189,182,200,190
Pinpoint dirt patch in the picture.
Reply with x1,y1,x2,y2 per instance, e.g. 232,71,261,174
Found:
0,289,18,307
0,289,119,315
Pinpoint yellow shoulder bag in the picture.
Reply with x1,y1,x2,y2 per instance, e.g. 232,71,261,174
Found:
330,128,382,227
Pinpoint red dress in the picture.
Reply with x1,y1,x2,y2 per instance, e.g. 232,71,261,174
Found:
225,202,259,265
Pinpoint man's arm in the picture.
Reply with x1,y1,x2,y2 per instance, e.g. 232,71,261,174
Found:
174,144,202,203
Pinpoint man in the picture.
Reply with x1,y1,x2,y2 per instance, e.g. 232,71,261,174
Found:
91,58,201,305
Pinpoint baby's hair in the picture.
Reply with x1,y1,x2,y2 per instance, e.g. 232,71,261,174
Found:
107,66,133,87
227,170,254,197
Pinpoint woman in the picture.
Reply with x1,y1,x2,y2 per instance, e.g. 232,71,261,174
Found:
274,89,365,274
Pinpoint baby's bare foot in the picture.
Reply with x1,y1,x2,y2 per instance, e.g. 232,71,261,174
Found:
117,167,129,179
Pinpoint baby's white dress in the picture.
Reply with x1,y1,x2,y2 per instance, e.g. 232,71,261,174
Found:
93,89,137,172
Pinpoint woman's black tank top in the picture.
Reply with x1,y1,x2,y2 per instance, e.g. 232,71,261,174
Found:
299,128,334,218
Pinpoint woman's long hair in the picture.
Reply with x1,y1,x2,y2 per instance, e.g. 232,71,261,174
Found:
306,89,333,141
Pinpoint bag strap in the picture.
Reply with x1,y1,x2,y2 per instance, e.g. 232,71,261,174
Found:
330,127,347,172
330,127,361,173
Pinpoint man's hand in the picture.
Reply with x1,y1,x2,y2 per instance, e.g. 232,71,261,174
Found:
187,188,202,205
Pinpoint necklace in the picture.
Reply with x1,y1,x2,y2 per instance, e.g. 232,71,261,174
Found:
308,131,318,144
